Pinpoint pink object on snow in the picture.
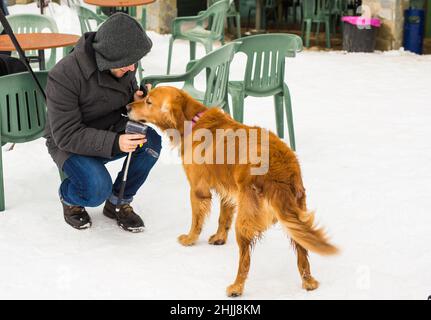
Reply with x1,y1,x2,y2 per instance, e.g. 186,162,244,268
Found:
342,16,381,28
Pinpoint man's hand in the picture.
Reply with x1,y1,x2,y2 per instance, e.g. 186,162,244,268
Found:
119,134,147,153
134,84,152,102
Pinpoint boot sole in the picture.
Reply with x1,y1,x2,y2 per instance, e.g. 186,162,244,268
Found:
104,210,145,233
64,218,92,230
119,223,145,233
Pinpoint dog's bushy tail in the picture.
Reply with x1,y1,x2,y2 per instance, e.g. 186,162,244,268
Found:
270,187,339,256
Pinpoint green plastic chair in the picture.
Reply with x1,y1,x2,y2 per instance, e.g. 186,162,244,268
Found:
208,0,241,39
75,4,106,34
144,42,240,114
228,33,302,150
246,0,279,30
301,0,332,48
167,0,230,75
0,71,48,211
6,14,59,70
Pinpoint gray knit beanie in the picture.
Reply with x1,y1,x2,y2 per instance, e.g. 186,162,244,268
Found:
92,13,152,71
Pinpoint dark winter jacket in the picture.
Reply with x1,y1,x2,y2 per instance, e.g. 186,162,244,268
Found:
44,32,139,169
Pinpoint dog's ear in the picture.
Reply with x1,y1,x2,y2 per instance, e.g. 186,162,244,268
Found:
181,90,205,120
163,93,186,129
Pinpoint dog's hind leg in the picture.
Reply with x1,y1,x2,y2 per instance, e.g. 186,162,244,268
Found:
178,187,212,246
292,240,319,291
293,191,319,290
226,222,253,297
226,192,262,297
208,198,235,245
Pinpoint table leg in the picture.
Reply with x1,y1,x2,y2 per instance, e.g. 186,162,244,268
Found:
38,49,46,70
39,0,44,15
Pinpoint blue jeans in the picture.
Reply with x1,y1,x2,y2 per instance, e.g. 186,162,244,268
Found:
60,127,162,207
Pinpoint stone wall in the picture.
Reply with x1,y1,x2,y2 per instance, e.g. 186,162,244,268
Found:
362,0,409,50
143,0,176,34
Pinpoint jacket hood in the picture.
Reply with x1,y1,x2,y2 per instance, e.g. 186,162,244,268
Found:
74,32,99,80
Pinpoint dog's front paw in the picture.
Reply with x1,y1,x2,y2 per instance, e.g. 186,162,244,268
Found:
226,283,243,297
178,234,196,246
302,276,319,291
208,233,227,245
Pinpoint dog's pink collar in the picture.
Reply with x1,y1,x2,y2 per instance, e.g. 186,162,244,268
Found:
191,111,205,127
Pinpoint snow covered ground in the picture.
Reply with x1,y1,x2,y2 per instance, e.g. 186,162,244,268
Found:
1,3,431,300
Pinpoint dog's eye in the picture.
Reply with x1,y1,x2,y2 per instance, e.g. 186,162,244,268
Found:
146,99,152,105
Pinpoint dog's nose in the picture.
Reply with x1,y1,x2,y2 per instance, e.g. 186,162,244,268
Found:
126,104,132,112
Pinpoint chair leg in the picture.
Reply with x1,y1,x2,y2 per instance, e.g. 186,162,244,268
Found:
229,88,245,123
305,20,312,48
141,7,147,30
301,21,305,39
223,91,231,115
316,21,321,45
167,36,174,74
236,14,241,38
274,94,284,138
325,20,331,49
283,84,296,151
190,41,197,60
0,144,5,212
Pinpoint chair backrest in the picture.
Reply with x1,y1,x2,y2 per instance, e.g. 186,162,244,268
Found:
0,71,48,144
316,0,332,16
302,0,317,19
205,0,230,39
74,5,106,34
234,33,302,95
209,0,238,16
6,14,59,70
184,42,239,108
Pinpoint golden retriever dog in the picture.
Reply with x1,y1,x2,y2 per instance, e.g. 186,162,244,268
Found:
127,86,338,297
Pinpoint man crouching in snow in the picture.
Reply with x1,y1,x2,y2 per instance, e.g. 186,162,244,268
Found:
44,13,161,232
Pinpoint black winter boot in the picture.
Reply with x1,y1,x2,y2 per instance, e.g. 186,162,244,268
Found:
103,200,145,233
62,202,92,230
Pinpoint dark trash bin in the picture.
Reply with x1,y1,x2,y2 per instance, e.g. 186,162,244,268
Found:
403,8,425,55
342,16,381,53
